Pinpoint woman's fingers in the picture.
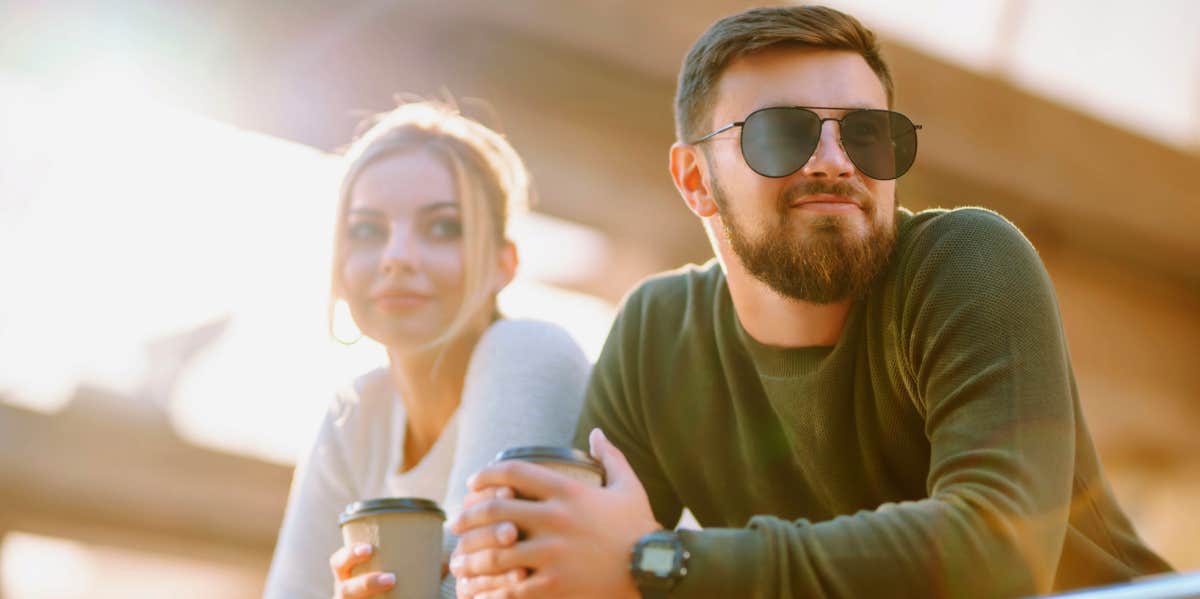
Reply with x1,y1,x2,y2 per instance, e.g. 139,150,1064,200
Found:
330,543,394,598
330,543,375,580
336,572,396,598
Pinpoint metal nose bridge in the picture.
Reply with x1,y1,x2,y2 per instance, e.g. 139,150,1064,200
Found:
807,117,853,168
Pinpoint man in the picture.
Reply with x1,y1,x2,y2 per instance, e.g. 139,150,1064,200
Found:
448,6,1172,598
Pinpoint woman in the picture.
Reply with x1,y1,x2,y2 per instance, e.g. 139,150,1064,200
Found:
263,101,591,599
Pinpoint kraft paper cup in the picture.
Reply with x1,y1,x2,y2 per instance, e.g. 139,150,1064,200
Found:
494,446,606,489
339,497,445,599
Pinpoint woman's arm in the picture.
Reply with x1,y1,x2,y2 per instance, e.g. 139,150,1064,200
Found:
442,319,592,540
264,392,362,599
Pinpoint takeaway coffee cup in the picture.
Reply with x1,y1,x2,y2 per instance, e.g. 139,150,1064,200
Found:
494,446,606,489
339,497,445,599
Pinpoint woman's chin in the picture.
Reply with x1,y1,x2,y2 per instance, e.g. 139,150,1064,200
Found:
363,326,444,353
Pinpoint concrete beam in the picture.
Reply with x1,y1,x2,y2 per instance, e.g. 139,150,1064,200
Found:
0,390,291,564
38,0,1191,296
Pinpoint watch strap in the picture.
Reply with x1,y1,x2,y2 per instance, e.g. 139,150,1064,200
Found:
632,529,687,598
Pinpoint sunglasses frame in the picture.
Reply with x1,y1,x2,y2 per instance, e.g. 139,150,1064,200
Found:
691,106,922,181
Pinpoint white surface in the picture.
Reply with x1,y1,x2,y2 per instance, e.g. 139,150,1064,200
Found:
0,70,614,466
824,0,1200,150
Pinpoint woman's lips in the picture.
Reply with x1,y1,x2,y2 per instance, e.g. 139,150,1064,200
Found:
371,291,432,312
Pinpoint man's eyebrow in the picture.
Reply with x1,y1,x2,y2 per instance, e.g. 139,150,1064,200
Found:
755,103,878,111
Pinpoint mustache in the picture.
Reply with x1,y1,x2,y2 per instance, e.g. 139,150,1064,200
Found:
780,180,873,210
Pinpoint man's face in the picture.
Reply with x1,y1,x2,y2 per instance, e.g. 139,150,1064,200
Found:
701,47,898,303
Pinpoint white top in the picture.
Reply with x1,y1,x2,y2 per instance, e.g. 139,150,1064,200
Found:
263,319,592,599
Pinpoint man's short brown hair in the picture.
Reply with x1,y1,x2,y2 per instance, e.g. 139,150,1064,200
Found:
675,5,894,142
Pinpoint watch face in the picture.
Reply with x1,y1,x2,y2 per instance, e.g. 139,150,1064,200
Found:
639,544,676,576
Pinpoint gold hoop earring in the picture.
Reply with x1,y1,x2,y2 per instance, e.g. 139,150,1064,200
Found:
332,299,363,345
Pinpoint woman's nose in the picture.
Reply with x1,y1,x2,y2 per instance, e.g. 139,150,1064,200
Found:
380,227,420,274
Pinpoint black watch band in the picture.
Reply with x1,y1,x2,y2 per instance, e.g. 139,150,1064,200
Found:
631,529,689,598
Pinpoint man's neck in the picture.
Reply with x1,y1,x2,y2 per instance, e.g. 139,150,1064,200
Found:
722,254,852,349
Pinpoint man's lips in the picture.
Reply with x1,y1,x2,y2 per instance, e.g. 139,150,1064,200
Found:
788,193,865,215
789,193,861,209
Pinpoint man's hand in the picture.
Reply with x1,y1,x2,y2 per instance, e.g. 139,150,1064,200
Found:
448,428,662,599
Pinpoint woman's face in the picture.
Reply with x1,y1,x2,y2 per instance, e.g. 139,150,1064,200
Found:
340,149,471,350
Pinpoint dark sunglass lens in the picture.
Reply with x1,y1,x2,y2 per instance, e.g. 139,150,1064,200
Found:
741,107,820,178
841,110,918,180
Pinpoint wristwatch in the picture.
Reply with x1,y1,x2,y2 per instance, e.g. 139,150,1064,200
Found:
630,529,689,598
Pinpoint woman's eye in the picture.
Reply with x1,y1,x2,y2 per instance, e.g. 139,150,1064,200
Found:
348,222,385,241
427,218,462,239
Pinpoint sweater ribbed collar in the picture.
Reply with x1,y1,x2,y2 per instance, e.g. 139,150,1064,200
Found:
724,283,861,380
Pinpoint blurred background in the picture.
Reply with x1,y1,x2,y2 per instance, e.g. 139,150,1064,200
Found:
1,0,1198,596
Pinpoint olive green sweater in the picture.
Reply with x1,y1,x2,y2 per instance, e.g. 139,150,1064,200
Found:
574,208,1170,598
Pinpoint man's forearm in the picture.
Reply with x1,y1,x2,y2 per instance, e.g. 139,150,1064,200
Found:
669,491,1062,599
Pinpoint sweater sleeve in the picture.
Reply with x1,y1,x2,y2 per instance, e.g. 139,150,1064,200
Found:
438,319,591,597
263,392,362,599
444,319,592,521
671,210,1076,599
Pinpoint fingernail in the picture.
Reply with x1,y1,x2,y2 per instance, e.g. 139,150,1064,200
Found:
497,521,517,543
590,428,604,458
450,554,464,573
466,473,478,488
354,543,372,557
508,569,524,582
377,573,395,585
497,486,514,500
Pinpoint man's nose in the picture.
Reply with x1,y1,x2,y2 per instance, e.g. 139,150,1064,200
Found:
799,120,854,179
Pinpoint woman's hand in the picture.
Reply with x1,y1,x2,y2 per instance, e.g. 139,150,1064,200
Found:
330,543,396,598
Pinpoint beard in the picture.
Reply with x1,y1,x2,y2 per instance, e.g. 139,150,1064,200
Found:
713,176,897,304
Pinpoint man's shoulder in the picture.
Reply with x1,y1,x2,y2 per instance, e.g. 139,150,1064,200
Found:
621,258,724,320
895,206,1036,273
888,206,1050,306
899,206,1025,246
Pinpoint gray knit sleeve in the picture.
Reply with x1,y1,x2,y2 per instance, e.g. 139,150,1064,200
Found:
438,319,592,596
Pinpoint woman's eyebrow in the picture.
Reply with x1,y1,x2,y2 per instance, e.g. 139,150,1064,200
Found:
416,201,460,215
347,207,385,218
347,201,459,218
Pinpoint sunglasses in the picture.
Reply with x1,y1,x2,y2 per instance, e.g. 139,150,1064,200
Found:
692,106,922,181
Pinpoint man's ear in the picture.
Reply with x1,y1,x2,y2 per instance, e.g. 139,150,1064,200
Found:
669,142,719,218
493,240,518,292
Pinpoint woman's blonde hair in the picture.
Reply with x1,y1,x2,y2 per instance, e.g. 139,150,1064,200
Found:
331,99,530,350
